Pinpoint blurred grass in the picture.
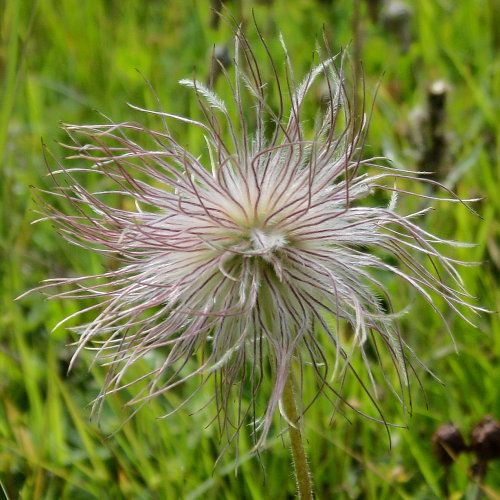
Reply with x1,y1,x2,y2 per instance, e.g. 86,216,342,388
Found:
1,0,499,498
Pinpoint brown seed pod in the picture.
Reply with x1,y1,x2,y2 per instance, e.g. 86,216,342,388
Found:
381,1,413,53
432,423,467,466
206,44,232,88
470,416,500,463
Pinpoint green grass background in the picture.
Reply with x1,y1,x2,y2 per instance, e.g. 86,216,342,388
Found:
1,0,499,498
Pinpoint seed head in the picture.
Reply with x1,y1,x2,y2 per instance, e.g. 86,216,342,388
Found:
432,423,467,466
30,29,481,446
470,416,500,463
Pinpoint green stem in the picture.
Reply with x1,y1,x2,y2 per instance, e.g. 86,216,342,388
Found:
282,372,314,500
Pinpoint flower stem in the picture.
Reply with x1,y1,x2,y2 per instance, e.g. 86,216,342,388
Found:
282,372,314,500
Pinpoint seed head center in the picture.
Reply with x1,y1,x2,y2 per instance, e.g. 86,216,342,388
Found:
249,228,287,253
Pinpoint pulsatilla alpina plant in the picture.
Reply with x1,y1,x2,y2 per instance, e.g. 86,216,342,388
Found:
32,31,478,459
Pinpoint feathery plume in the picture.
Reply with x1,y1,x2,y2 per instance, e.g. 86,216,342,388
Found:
29,29,480,447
